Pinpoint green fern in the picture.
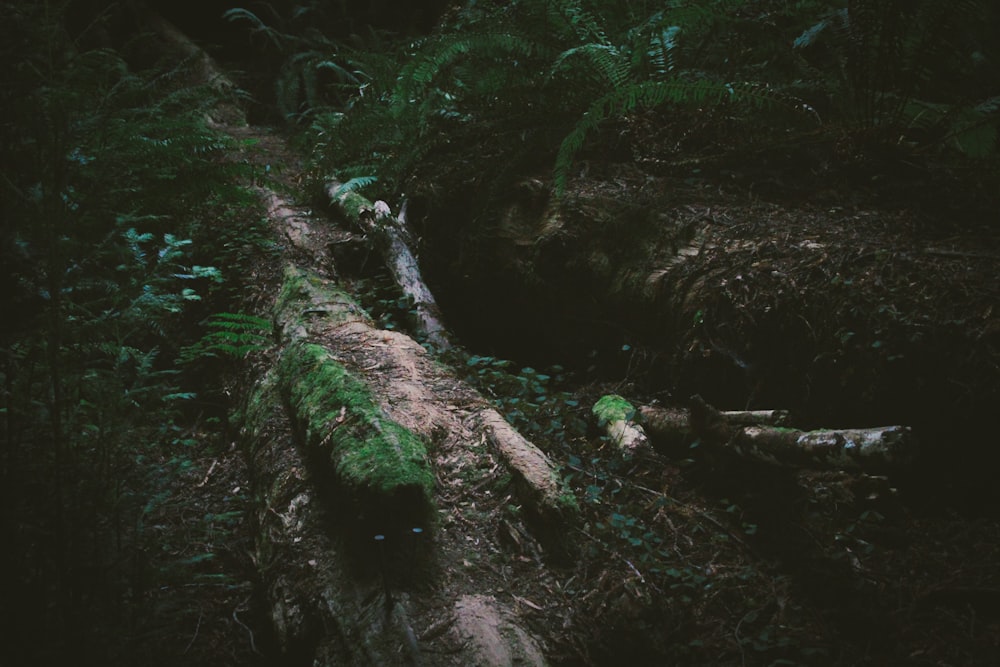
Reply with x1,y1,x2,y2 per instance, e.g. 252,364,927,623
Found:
546,0,611,46
223,8,286,51
394,33,539,106
227,6,363,121
179,313,273,363
553,79,789,194
330,175,379,198
551,43,630,89
792,0,993,156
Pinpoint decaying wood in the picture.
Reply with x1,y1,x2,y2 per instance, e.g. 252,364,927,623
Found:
640,397,913,470
452,595,547,667
273,259,574,524
721,409,790,427
265,187,572,523
327,182,452,350
475,410,576,522
244,190,563,664
592,394,651,455
160,29,555,664
729,423,912,469
241,369,417,665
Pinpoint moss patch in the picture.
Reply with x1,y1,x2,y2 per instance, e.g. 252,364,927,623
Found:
274,265,373,335
279,341,434,523
592,394,636,427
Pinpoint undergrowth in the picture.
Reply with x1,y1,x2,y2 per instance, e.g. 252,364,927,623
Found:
218,0,1000,220
0,2,271,663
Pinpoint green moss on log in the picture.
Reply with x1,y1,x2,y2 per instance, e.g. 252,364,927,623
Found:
279,341,434,516
274,265,373,335
592,394,636,427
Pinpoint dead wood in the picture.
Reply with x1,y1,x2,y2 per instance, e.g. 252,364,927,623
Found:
239,189,563,664
263,187,573,524
327,182,452,350
640,397,913,470
272,259,574,525
592,394,651,455
241,368,416,665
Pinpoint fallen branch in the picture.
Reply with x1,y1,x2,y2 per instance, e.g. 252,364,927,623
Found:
327,183,452,350
475,410,577,523
640,396,913,470
728,423,912,469
592,395,650,455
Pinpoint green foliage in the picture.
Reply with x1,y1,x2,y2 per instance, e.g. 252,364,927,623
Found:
0,2,261,660
553,78,791,193
179,312,273,363
292,0,997,216
225,5,366,121
592,394,636,427
458,354,589,456
330,174,379,198
300,0,823,205
791,0,999,158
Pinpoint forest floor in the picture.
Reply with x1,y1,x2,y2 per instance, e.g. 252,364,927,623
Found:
132,120,1000,666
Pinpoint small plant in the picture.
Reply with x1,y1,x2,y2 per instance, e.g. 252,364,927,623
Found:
179,312,273,363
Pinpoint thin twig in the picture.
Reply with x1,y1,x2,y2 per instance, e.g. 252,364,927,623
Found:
232,596,259,654
183,611,203,654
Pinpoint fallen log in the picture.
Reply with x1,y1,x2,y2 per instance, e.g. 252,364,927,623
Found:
241,368,421,665
274,266,435,527
327,183,452,350
728,423,912,470
274,261,576,527
639,397,913,470
245,215,558,666
591,394,651,455
278,340,436,527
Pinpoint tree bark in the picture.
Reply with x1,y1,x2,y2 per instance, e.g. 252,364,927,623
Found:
241,192,566,664
640,397,913,470
272,259,574,525
592,394,650,455
327,183,452,350
241,367,421,665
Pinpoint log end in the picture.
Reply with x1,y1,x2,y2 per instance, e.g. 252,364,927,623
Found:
280,341,436,529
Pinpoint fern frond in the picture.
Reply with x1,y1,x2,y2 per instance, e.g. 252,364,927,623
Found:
223,8,285,52
395,33,538,104
178,312,273,363
551,43,630,89
330,176,379,199
553,78,788,195
204,312,272,332
546,0,611,46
